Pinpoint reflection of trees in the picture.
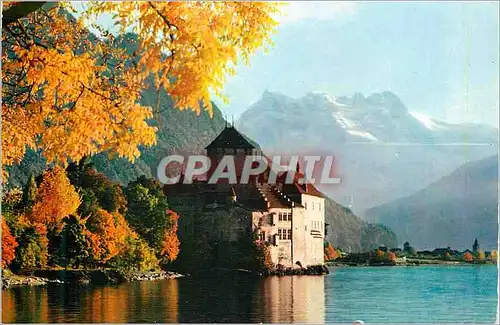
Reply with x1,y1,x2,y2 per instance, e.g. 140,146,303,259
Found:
2,287,48,323
3,276,325,323
3,279,180,323
85,286,129,322
161,279,179,323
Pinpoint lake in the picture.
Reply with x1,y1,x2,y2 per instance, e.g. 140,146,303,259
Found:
2,265,497,323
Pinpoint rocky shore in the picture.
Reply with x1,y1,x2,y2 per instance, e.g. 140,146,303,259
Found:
266,264,330,276
2,269,183,289
1,273,64,289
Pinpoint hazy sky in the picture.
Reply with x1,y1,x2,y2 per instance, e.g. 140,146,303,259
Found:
76,1,499,127
216,2,499,127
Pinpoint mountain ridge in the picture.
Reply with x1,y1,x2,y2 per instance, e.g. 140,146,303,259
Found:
364,155,498,250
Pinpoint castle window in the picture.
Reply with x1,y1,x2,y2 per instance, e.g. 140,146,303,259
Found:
278,229,283,240
305,203,307,210
278,212,283,221
319,203,322,211
287,212,292,221
259,231,266,241
287,229,292,240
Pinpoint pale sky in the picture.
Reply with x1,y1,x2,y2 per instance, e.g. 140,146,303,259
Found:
74,1,500,127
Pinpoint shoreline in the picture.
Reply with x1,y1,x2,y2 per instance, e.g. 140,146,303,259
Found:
2,269,184,290
326,258,496,267
4,260,494,289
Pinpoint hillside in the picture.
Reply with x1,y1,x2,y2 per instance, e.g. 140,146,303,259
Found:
365,155,498,250
324,197,397,252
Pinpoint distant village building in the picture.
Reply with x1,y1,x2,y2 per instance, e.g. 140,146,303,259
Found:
164,125,326,268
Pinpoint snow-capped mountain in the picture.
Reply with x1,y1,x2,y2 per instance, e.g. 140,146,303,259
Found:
236,90,498,214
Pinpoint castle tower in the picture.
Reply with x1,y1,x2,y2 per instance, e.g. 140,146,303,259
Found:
205,124,262,184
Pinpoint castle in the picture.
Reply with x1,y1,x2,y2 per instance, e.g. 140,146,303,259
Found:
164,124,325,268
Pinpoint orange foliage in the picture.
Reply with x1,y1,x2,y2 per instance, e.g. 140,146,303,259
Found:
30,167,80,230
464,251,473,262
375,248,385,258
160,210,180,262
387,252,396,261
325,243,339,261
86,208,136,263
2,218,19,267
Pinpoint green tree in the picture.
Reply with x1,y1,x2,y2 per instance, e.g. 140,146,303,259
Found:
14,223,48,271
403,241,415,256
109,237,159,271
124,176,169,248
67,162,127,215
58,215,91,269
472,238,479,254
22,174,37,209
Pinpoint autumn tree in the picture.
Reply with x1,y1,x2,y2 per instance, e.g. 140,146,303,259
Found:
324,243,339,261
110,237,159,271
2,1,279,179
30,167,81,231
387,252,396,262
160,210,180,263
489,250,498,261
476,250,485,262
463,251,473,262
2,218,19,268
375,248,385,258
84,208,135,264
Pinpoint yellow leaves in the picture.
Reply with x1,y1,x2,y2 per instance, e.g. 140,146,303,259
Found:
2,1,279,180
2,4,157,174
88,1,279,115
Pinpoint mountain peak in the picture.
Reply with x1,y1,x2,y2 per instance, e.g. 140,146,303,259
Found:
366,91,408,116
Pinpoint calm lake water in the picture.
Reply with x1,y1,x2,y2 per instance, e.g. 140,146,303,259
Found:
2,265,497,323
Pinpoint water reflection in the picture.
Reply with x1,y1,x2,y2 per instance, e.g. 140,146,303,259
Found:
2,274,325,323
254,275,325,323
3,267,496,323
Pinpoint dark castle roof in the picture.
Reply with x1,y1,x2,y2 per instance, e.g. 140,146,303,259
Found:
205,126,260,150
